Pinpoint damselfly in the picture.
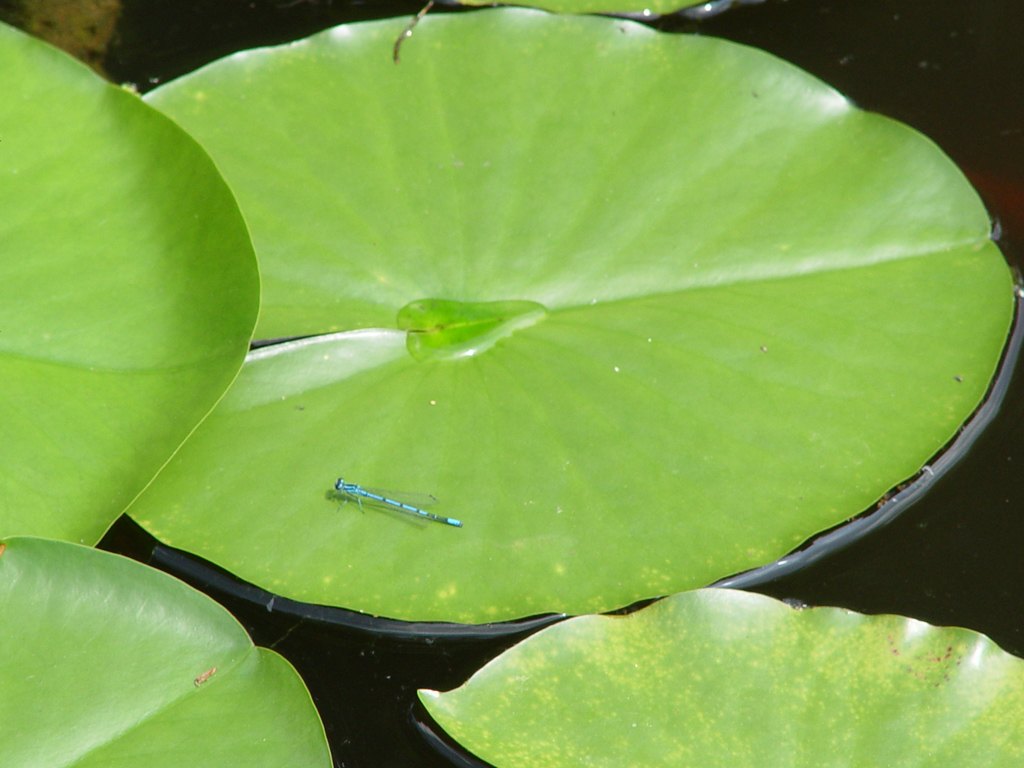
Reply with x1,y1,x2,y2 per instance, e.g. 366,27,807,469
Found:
334,478,463,528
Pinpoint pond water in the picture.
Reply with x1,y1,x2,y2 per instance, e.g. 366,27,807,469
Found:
78,0,1024,765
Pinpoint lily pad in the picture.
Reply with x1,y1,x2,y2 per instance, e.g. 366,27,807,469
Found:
132,9,1013,623
421,589,1024,767
446,0,699,17
0,537,331,768
0,22,260,543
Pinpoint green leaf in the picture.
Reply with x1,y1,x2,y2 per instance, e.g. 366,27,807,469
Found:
0,22,260,544
469,0,696,14
134,10,1012,623
0,537,331,768
421,589,1024,767
398,298,548,361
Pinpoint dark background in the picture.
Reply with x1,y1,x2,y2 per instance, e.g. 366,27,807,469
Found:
7,0,1021,765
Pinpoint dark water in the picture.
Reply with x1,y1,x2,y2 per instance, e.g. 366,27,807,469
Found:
85,0,1024,766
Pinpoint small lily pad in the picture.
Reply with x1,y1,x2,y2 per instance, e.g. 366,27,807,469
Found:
0,537,331,768
421,590,1024,767
133,10,1013,623
398,298,549,361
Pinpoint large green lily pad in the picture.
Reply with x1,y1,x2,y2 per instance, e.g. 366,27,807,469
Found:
0,537,331,767
421,589,1024,766
132,9,1013,623
0,22,259,544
